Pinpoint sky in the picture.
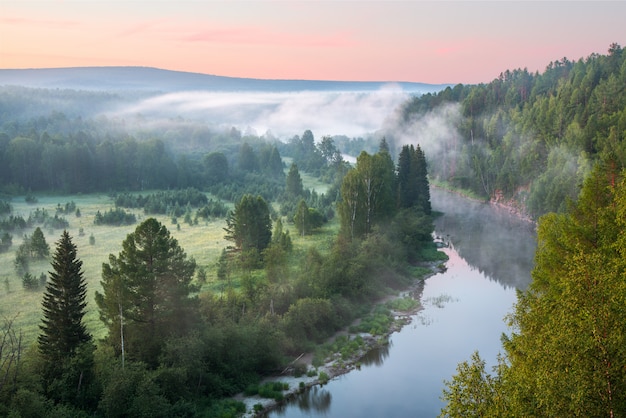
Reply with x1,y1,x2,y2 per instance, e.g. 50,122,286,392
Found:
1,1,625,84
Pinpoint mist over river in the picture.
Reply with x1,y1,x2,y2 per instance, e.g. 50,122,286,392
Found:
270,188,537,417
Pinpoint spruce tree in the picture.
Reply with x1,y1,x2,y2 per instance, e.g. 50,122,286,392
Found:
38,230,90,362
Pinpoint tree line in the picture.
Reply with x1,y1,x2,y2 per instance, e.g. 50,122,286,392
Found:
391,43,625,218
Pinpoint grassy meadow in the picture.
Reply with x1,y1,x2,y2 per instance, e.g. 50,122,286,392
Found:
0,192,234,344
0,185,340,347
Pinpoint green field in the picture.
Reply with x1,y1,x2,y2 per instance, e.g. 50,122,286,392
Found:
0,192,236,344
0,190,341,346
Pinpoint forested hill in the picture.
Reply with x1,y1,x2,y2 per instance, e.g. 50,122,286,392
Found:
0,66,447,93
388,43,626,219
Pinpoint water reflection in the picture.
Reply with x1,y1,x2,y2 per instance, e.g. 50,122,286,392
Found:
431,188,536,290
273,386,332,416
359,341,390,367
270,189,537,417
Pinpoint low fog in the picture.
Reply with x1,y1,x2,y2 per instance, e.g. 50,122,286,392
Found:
110,85,416,139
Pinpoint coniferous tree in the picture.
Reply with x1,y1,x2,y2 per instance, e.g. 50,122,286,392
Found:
96,218,197,367
294,199,310,236
224,194,272,256
30,226,49,259
38,230,91,362
413,145,432,214
38,231,95,407
285,163,304,197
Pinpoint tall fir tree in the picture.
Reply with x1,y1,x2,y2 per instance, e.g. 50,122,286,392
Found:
413,145,432,214
38,230,90,362
38,231,95,407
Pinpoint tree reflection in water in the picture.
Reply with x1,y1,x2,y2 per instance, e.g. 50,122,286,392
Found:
273,386,331,415
359,340,391,367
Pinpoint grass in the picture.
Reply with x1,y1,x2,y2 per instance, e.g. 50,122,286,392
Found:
0,192,231,345
0,187,339,347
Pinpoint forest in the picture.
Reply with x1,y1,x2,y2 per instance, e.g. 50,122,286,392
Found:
436,45,626,416
386,43,626,219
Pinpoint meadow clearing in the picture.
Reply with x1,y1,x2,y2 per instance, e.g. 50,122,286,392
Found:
0,172,336,347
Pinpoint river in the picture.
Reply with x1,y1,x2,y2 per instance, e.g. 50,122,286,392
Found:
270,188,537,417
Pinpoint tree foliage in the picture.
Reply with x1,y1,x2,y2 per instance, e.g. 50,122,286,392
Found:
224,194,272,258
38,231,91,362
397,43,626,218
96,218,197,367
441,160,626,416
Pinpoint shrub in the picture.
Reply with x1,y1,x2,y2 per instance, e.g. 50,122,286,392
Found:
94,208,136,226
22,273,39,290
318,371,329,384
293,363,307,377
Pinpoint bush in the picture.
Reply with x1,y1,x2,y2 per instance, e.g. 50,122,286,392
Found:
22,273,39,290
318,371,329,384
94,208,136,226
386,297,420,312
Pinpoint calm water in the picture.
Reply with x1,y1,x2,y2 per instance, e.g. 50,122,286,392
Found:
271,189,536,417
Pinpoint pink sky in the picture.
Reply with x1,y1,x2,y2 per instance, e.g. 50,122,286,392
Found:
1,1,624,84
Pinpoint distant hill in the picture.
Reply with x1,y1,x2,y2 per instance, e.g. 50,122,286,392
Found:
0,66,449,94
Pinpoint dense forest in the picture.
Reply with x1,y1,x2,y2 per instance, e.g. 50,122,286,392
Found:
436,44,626,416
386,43,626,218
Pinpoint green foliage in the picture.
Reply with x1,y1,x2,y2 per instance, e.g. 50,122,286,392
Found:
400,44,626,218
441,161,626,416
285,163,304,197
224,194,272,262
283,298,336,347
15,227,50,274
440,351,505,417
0,200,12,216
245,381,289,401
96,218,197,367
29,227,49,259
38,231,92,386
350,305,393,336
114,188,209,216
204,151,229,184
21,272,38,290
94,208,136,226
0,214,27,232
385,297,419,312
318,371,330,384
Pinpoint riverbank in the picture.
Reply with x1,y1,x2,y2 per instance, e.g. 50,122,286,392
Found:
236,261,446,417
431,182,536,225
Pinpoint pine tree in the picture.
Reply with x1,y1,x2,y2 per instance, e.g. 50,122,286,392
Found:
38,231,95,407
96,218,197,367
30,226,49,259
224,194,272,255
38,230,90,362
413,145,431,214
285,163,304,197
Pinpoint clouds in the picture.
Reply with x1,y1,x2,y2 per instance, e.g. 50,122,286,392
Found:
112,86,413,139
